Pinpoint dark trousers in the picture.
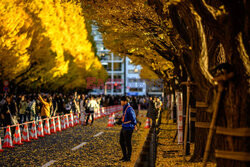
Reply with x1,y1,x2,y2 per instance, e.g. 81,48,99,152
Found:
119,128,133,159
85,113,94,125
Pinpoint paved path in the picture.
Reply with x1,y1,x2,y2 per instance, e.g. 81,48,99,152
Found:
0,112,148,167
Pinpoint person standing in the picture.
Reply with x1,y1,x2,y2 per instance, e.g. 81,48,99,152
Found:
146,97,157,127
38,94,51,119
19,95,28,124
86,96,98,125
65,97,72,114
119,96,137,162
155,98,162,121
1,95,18,134
83,98,89,124
28,96,36,122
35,95,42,120
130,96,141,128
0,95,6,127
79,94,85,114
73,95,80,115
51,94,58,117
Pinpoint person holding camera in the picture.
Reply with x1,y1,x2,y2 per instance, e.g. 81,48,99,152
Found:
119,96,137,162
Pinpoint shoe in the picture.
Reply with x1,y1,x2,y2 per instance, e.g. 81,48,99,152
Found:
119,157,127,161
123,158,131,162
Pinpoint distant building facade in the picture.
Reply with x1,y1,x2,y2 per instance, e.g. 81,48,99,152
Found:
91,25,124,95
91,25,162,96
125,58,146,96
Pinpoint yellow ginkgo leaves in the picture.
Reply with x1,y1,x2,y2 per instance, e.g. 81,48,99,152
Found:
0,0,107,91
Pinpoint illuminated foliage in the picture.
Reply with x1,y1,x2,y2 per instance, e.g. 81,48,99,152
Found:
81,1,250,166
81,0,176,82
0,0,32,80
0,0,107,91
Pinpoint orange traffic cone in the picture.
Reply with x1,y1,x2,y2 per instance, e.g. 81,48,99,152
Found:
61,115,66,130
100,108,105,118
0,137,3,152
30,121,38,140
3,126,14,148
107,114,114,127
21,123,31,142
50,117,56,133
112,113,115,124
65,115,69,129
88,113,93,124
44,119,51,135
68,114,71,127
37,120,44,137
74,115,77,126
76,114,80,125
144,118,150,129
69,114,74,127
13,125,23,145
55,116,61,132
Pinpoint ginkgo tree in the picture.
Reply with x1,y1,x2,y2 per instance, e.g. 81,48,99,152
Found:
0,0,32,81
0,0,107,92
81,0,250,166
81,0,181,88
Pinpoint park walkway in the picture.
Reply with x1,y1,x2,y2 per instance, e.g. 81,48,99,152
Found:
0,111,149,167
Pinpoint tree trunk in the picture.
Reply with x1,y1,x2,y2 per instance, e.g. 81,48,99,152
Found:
189,98,215,162
214,32,250,167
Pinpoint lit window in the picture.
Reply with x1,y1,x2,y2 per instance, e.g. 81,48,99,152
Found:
114,63,122,71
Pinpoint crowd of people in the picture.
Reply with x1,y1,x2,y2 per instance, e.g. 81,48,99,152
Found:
0,92,162,162
0,93,162,128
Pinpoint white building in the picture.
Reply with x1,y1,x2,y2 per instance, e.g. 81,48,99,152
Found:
91,25,149,96
125,58,146,96
91,25,124,95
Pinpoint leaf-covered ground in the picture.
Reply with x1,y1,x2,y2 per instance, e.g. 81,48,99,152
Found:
156,111,216,167
0,111,149,167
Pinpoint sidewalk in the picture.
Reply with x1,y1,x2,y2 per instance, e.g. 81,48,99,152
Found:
0,111,149,166
156,110,216,167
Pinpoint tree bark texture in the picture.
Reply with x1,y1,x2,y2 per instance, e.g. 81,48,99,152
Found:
167,1,250,165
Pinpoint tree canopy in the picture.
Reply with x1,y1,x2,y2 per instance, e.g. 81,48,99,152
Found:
0,0,107,92
81,0,176,84
81,0,249,166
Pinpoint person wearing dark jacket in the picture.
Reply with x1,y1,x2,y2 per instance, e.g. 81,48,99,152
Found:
1,95,18,134
1,95,18,126
119,96,137,162
146,97,157,127
130,97,141,127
